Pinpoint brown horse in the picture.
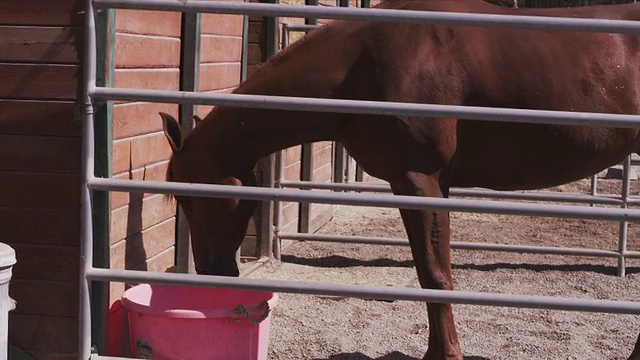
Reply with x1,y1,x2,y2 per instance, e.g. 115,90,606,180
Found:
161,0,640,359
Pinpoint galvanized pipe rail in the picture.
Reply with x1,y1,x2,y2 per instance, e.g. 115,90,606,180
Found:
81,1,640,359
279,179,631,205
92,87,640,128
87,267,640,314
89,178,640,222
277,232,640,258
92,0,640,33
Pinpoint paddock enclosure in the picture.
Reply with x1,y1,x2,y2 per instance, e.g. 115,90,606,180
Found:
2,0,640,359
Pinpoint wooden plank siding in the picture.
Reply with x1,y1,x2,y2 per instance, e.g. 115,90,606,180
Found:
0,0,85,357
0,0,84,27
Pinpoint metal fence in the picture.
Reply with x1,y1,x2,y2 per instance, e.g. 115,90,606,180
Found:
81,1,640,359
276,21,640,277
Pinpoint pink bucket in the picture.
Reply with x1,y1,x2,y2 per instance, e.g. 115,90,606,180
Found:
121,284,278,360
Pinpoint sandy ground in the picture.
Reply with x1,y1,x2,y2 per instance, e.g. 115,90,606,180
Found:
248,176,640,360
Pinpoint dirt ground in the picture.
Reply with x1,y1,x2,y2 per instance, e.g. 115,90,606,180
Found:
248,175,640,360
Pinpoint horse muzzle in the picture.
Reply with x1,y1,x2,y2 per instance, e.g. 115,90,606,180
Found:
196,257,240,277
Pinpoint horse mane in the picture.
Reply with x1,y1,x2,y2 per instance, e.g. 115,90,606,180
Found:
233,20,340,94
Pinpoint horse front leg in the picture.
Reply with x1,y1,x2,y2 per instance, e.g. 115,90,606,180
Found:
391,171,462,360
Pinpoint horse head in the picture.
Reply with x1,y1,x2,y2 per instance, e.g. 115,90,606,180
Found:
160,112,258,277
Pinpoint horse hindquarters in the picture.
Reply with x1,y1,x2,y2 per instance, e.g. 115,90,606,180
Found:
390,171,463,360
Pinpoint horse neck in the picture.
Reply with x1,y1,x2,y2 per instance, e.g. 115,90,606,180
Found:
195,106,344,173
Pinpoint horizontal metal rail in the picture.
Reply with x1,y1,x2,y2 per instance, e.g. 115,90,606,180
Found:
91,87,640,128
279,180,630,206
279,232,640,258
283,24,319,32
86,268,640,315
88,177,640,222
92,0,640,34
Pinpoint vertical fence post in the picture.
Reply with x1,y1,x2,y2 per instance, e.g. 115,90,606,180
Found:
176,12,202,274
331,0,350,187
90,6,115,355
260,0,280,261
298,0,319,234
617,154,632,277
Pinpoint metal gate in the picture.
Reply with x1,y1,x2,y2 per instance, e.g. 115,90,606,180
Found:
80,1,640,359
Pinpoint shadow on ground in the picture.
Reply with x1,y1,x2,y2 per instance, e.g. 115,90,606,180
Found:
281,254,414,268
453,262,640,276
312,352,490,360
281,254,639,276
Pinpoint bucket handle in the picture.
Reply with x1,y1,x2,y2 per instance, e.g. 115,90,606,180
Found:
232,300,270,324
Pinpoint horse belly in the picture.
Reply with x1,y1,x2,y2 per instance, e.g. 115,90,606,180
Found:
450,123,639,191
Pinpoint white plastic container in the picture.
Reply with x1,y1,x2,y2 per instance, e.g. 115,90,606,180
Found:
0,243,16,360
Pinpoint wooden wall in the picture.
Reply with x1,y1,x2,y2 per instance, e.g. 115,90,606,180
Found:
0,0,84,359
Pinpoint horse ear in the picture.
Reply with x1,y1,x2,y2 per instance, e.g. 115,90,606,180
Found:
160,112,183,152
193,115,203,127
